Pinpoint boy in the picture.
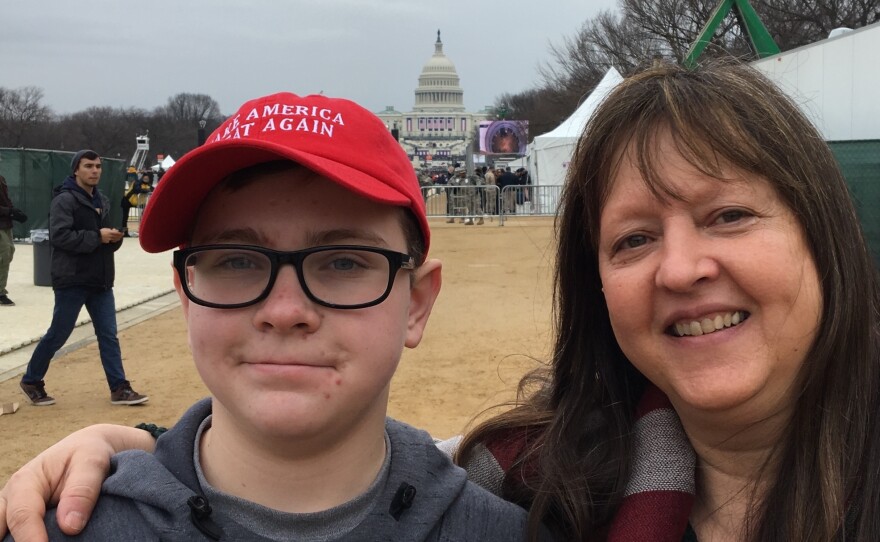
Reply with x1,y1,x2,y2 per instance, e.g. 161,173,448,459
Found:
5,92,536,540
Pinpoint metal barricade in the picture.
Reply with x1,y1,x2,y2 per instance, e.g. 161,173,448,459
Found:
126,193,152,222
420,184,560,225
449,187,468,218
421,185,445,216
498,185,562,224
421,185,500,223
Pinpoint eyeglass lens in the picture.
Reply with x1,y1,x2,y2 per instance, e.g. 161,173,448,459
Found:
182,247,396,307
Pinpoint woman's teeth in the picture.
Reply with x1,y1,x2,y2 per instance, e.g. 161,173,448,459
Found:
673,311,747,337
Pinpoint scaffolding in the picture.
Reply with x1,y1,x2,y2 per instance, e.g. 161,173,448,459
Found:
129,134,150,171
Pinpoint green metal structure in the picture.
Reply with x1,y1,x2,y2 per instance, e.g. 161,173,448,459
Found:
684,0,780,67
829,140,880,266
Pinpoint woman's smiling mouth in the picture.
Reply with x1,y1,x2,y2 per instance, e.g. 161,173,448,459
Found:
669,311,750,337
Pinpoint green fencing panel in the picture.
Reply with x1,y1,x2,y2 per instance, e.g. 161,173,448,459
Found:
0,149,126,239
829,140,880,265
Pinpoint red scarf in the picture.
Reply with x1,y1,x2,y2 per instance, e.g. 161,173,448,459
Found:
475,385,695,540
607,385,694,540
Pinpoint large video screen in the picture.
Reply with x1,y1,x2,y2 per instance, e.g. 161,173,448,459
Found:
478,120,528,155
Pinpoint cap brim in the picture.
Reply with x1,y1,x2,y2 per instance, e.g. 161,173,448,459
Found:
139,139,413,253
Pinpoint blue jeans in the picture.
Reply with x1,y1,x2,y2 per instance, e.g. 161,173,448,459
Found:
23,287,127,390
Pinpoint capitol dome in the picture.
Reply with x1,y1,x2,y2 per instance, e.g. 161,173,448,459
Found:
414,30,465,112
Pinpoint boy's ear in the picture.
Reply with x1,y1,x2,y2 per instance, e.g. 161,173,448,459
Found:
172,265,191,319
405,258,442,348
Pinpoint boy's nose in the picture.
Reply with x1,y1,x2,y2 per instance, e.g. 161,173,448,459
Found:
253,265,321,332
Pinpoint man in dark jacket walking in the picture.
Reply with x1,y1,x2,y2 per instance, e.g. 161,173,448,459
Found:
19,150,148,407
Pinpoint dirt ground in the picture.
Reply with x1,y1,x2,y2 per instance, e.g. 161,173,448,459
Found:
0,217,557,485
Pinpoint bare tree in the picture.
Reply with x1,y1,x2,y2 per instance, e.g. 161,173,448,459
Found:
55,107,147,159
161,93,222,126
141,93,224,162
757,0,880,49
502,0,879,142
0,88,226,164
0,86,53,147
567,0,879,72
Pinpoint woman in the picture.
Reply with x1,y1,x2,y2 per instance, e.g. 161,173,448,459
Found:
453,60,880,540
3,61,879,541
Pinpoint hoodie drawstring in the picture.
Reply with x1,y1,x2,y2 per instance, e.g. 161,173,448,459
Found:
389,482,417,520
188,495,224,540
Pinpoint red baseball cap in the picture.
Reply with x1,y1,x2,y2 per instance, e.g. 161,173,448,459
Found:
139,92,429,255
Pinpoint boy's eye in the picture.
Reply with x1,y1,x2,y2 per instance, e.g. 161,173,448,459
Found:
326,253,374,272
215,254,261,271
309,250,380,276
330,257,359,271
227,258,254,270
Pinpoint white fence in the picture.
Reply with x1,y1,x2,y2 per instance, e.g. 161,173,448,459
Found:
421,185,562,225
125,193,151,222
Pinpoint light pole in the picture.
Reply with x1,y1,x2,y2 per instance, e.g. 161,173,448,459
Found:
197,119,207,147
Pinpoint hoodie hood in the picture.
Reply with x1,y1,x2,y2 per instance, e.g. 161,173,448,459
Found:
60,175,103,211
64,399,533,541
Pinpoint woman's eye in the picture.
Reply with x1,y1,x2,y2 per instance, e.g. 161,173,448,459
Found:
716,209,750,224
619,234,648,250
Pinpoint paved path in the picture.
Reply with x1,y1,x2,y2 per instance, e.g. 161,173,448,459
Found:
0,235,179,383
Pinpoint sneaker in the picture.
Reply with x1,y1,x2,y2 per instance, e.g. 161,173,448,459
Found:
464,219,474,225
476,218,484,225
0,295,14,306
20,380,56,406
445,218,455,224
110,382,149,406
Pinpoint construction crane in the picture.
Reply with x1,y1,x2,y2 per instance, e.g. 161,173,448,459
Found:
129,134,150,172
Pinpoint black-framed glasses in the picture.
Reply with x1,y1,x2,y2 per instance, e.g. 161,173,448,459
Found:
173,244,416,309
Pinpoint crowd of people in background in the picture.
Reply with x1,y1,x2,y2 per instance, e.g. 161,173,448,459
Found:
417,163,532,225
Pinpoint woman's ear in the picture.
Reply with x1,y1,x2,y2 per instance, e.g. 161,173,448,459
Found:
404,258,442,348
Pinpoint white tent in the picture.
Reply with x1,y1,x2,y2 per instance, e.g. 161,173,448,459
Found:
151,155,176,171
528,67,623,188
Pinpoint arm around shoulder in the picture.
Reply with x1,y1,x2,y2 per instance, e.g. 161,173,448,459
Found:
0,424,156,540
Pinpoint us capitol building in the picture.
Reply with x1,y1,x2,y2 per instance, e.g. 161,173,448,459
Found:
376,30,490,167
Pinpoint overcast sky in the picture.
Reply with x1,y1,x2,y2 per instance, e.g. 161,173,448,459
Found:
2,0,618,117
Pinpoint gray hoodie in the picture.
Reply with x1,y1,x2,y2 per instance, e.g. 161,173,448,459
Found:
27,399,542,541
